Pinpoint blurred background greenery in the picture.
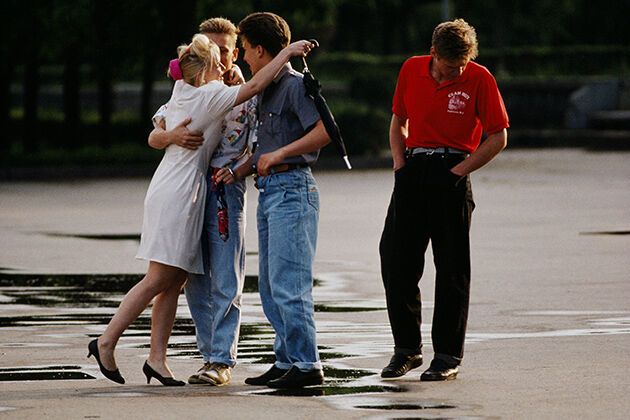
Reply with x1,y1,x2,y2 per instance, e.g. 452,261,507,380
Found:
1,0,629,170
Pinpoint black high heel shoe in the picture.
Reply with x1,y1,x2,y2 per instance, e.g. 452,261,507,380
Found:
87,338,125,384
143,361,185,386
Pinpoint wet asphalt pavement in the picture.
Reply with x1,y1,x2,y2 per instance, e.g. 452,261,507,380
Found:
1,149,629,419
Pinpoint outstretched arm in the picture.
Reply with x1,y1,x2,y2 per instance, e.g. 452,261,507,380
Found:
234,40,314,106
256,120,330,176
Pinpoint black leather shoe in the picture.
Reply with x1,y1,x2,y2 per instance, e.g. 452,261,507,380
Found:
380,353,423,378
87,338,125,384
267,366,324,389
420,359,459,381
244,365,288,386
143,361,185,386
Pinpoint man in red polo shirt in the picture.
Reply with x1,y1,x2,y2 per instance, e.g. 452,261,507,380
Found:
379,19,509,381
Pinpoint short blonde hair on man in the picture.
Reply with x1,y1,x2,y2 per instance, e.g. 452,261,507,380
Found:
199,17,238,46
432,18,478,61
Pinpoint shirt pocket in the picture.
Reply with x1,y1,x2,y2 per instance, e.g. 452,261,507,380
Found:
259,101,285,142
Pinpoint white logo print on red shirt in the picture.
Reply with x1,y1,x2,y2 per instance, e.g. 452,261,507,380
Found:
447,91,470,115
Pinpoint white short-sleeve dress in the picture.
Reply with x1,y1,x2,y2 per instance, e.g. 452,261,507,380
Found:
136,80,240,273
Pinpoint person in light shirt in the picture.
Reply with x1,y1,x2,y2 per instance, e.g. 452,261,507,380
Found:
148,17,257,388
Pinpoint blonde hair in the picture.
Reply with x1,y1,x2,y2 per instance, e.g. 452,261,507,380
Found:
432,18,478,61
199,17,238,47
169,34,221,85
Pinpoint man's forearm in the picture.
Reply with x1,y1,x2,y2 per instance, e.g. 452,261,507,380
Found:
255,120,330,176
148,117,203,150
277,120,330,158
234,156,254,179
389,114,408,170
451,128,508,176
148,126,171,150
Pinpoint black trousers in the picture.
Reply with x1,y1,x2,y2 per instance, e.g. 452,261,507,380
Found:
379,153,475,363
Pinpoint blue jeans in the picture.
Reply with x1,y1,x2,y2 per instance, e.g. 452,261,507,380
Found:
185,176,246,367
256,167,322,371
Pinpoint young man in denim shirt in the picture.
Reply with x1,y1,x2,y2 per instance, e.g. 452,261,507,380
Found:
238,12,330,389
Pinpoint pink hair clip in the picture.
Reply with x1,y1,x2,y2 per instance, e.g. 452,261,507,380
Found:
169,59,183,81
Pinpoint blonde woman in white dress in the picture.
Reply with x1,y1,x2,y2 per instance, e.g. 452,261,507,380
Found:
87,34,313,386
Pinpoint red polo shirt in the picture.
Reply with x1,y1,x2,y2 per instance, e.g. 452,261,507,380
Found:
392,55,509,153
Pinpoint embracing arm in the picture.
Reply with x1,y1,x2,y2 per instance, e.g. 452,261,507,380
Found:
147,117,204,150
256,120,331,176
450,128,508,176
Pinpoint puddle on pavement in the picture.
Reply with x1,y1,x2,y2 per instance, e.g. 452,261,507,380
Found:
0,365,95,381
45,233,141,241
327,395,473,415
255,384,402,397
579,230,630,236
0,273,262,296
0,272,392,397
315,303,383,312
355,401,457,410
8,273,626,402
323,366,374,380
87,392,150,398
245,365,401,397
0,273,323,298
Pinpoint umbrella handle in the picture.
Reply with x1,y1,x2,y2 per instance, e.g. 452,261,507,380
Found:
301,39,319,72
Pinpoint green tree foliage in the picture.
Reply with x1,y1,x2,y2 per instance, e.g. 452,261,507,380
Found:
453,0,630,48
4,0,629,163
48,0,93,149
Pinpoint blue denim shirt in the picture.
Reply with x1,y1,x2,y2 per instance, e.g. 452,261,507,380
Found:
253,63,321,166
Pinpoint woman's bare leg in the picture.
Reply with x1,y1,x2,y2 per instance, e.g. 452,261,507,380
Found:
97,261,185,371
146,275,187,377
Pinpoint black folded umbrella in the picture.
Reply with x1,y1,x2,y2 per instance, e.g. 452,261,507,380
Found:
302,41,352,169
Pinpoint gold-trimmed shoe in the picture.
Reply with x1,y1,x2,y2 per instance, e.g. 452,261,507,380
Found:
199,363,231,386
188,362,214,385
